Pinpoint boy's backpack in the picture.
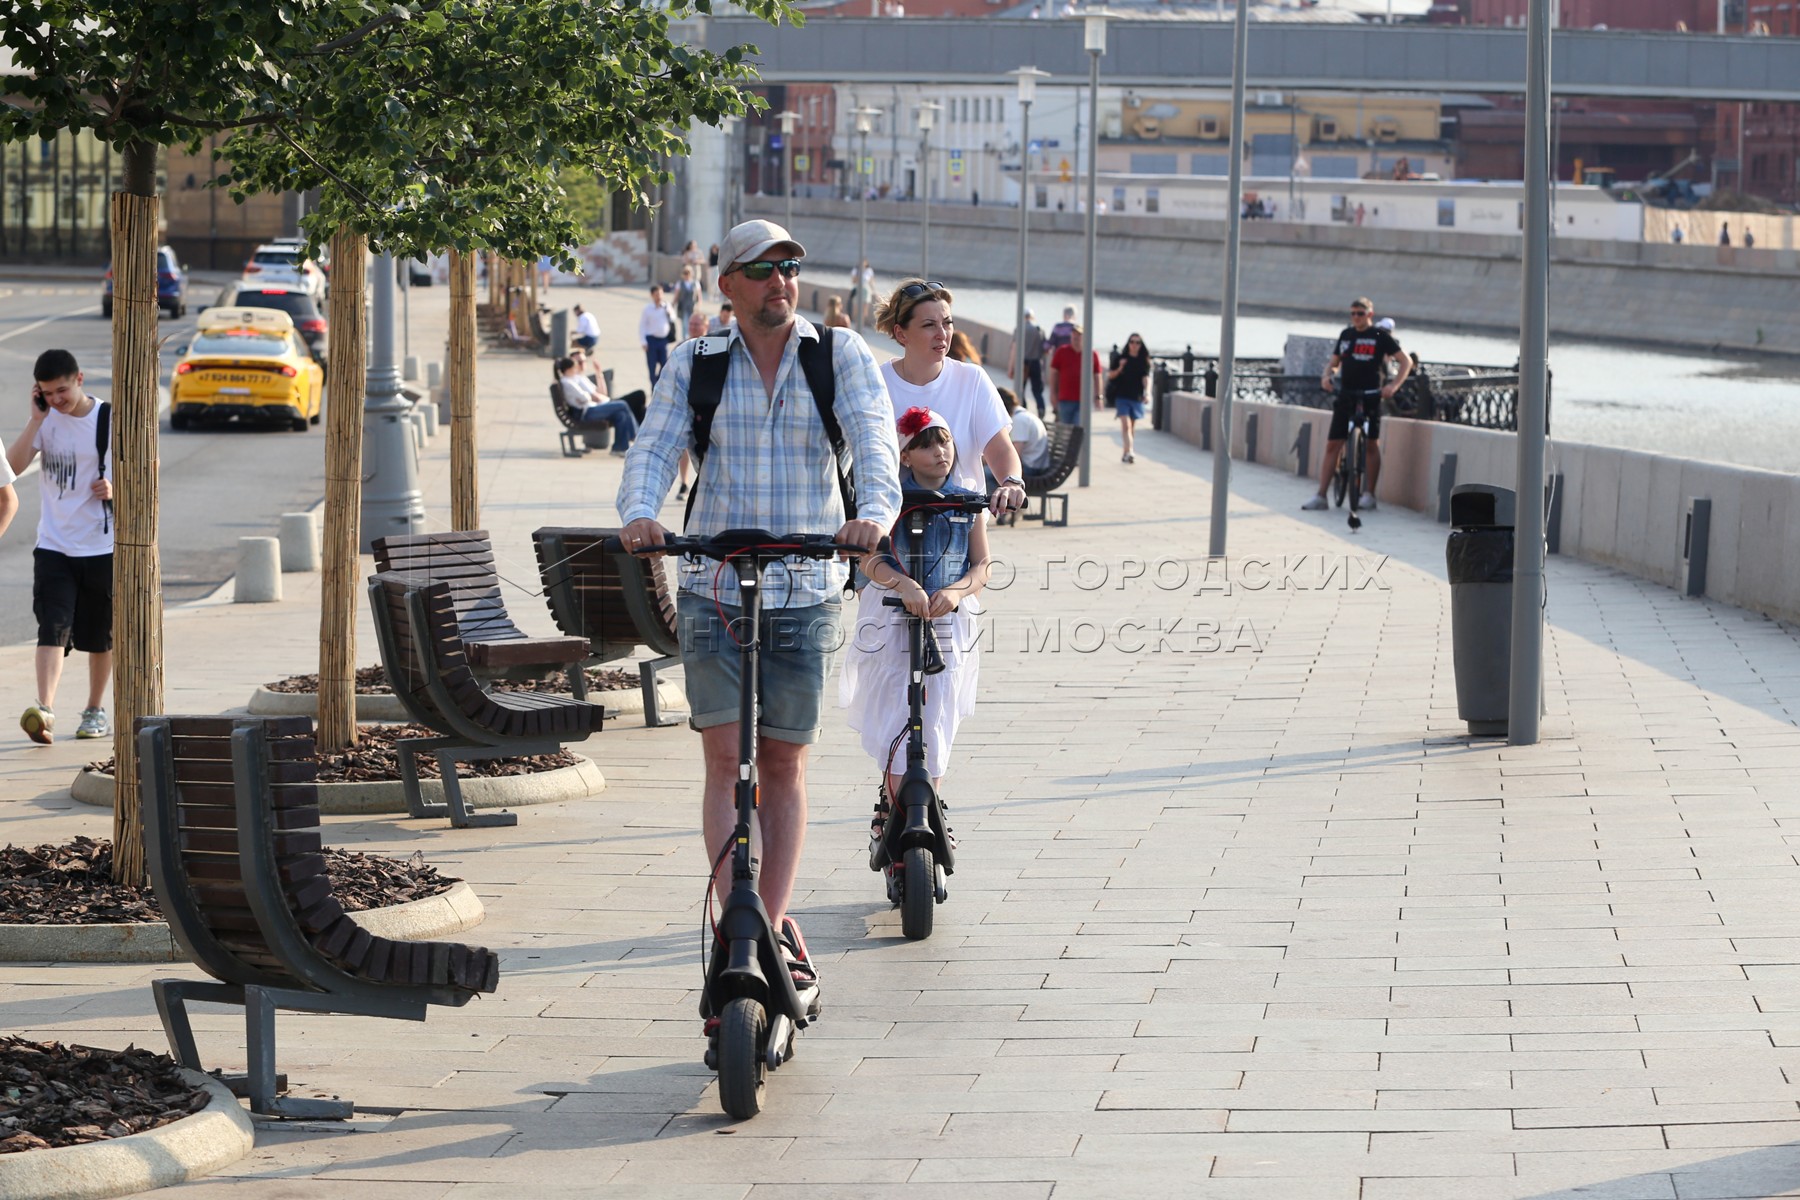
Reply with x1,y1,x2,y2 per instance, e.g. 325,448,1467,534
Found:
683,327,855,527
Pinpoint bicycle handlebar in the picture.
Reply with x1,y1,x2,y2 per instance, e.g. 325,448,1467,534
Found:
899,489,993,518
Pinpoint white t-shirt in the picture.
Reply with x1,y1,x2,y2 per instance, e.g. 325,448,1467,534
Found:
639,302,675,342
880,359,1010,495
1010,407,1050,472
0,449,14,489
32,399,113,557
575,312,600,341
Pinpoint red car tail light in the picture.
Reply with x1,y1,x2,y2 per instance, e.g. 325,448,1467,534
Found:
298,319,326,334
280,365,298,377
175,363,194,374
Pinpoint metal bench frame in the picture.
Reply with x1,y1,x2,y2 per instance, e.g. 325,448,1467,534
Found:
1017,424,1085,528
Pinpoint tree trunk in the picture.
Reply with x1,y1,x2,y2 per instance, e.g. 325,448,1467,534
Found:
448,249,480,531
318,229,368,752
108,141,163,887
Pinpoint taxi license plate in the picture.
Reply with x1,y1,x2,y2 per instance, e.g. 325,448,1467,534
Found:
219,387,252,395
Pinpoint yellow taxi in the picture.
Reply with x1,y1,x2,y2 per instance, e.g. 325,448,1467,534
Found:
169,307,324,432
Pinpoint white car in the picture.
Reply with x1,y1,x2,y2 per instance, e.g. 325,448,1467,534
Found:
242,243,326,300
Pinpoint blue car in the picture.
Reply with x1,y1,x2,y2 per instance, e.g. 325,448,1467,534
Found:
101,245,188,319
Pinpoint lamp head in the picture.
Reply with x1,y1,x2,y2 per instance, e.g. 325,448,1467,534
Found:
1084,11,1110,54
1008,65,1050,105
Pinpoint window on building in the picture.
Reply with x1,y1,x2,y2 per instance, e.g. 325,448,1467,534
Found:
1201,118,1220,138
1129,153,1178,173
1145,187,1160,214
1753,153,1768,182
1112,186,1127,211
1034,185,1048,209
1437,198,1455,227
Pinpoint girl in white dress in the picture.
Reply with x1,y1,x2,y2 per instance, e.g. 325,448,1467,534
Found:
841,407,992,845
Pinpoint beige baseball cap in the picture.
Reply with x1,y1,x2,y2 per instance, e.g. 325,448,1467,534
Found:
717,219,806,275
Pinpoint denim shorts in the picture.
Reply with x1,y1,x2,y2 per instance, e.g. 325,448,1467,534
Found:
677,592,843,744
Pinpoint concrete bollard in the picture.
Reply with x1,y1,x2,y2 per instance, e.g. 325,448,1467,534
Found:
420,403,438,438
408,407,427,449
404,354,420,381
235,537,283,603
427,361,442,389
278,513,320,572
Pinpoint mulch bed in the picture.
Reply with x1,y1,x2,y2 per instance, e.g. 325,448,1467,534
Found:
0,836,460,925
0,1037,210,1154
86,722,576,788
266,664,641,695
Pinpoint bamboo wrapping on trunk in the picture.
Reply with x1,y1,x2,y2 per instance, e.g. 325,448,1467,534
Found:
108,190,163,888
318,230,369,752
449,249,479,531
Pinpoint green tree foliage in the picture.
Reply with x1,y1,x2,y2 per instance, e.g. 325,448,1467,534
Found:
220,0,797,265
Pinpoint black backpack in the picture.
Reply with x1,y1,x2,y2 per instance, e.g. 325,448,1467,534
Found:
683,327,855,527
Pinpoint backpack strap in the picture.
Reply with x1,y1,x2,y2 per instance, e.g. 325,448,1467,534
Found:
796,328,856,520
684,336,733,527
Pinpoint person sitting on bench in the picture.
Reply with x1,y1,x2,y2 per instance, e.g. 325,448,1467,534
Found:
555,356,638,455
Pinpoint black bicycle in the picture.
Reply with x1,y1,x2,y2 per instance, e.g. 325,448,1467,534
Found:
619,528,863,1120
1330,386,1379,531
868,488,989,940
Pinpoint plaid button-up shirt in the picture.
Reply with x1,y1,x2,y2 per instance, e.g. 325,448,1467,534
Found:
616,316,901,607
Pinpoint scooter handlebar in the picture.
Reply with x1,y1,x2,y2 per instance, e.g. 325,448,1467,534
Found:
608,528,865,563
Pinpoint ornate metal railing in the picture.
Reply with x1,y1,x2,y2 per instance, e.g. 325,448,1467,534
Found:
1143,348,1537,433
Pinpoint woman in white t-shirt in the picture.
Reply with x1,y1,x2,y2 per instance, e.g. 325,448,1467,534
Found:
873,280,1026,516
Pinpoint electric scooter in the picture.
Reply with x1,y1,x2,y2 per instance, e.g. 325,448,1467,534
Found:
619,528,861,1120
868,489,991,940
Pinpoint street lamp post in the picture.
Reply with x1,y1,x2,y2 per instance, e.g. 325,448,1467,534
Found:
1208,0,1251,557
1078,12,1108,488
854,105,879,328
776,110,799,230
1008,67,1049,400
918,101,941,278
361,252,425,550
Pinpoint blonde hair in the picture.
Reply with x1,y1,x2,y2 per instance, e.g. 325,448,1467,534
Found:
875,279,955,336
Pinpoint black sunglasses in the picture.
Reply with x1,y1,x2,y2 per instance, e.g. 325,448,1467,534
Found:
730,258,802,282
900,280,947,300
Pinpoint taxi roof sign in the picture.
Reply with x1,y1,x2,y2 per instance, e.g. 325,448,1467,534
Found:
196,307,297,334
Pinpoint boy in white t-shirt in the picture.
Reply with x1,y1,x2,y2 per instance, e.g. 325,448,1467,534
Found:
1000,387,1050,474
5,350,114,745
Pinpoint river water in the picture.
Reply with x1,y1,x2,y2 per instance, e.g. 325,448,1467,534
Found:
946,285,1800,476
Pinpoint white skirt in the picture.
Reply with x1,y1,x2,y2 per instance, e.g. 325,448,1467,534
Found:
839,585,980,779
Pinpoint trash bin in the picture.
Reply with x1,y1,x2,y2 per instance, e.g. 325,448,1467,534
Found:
1446,484,1517,736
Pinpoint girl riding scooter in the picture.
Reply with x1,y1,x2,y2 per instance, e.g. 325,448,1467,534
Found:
841,407,992,933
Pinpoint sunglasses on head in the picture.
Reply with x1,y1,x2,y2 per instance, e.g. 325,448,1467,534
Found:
900,280,947,300
729,258,802,282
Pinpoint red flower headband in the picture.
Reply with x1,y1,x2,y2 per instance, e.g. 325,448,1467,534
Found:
897,406,949,440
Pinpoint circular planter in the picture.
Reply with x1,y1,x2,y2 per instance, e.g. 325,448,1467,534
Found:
0,881,487,965
0,1069,252,1200
246,680,683,721
71,754,603,816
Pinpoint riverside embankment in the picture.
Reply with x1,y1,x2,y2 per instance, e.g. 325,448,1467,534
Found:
742,195,1800,359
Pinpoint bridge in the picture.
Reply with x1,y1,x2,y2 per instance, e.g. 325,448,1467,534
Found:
701,18,1800,102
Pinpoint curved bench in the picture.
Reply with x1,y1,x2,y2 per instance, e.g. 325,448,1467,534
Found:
532,526,683,728
1012,423,1084,528
368,572,607,828
139,714,500,1119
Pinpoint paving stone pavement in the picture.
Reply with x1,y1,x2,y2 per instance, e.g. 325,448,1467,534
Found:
6,282,1800,1197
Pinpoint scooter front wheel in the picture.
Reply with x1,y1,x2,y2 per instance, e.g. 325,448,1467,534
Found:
717,996,767,1119
902,846,936,940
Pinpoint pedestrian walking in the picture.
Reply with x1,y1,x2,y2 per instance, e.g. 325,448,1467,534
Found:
850,259,876,326
1047,306,1077,353
1017,308,1047,417
682,240,707,297
674,266,701,338
6,350,114,745
617,218,903,1002
1046,324,1102,428
1105,332,1151,463
639,284,677,387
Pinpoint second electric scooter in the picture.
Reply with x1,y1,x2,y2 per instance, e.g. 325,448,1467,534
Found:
867,488,991,940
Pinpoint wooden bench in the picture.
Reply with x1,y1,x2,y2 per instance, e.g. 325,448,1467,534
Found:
372,531,589,695
1013,423,1084,527
368,572,606,828
552,382,608,455
532,526,684,728
139,714,501,1119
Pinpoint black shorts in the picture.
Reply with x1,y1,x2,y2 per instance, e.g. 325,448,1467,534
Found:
34,549,113,654
1328,389,1382,442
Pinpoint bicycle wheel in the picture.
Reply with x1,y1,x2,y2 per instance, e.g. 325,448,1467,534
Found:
1347,427,1365,509
1330,442,1350,507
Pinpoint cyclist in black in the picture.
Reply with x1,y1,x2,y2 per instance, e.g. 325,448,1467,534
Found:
1302,296,1412,512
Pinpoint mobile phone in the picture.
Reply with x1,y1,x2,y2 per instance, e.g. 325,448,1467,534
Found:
32,385,47,412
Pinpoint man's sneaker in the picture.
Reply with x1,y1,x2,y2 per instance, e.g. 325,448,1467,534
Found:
1300,494,1329,512
76,708,110,739
1358,493,1377,510
20,705,53,745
